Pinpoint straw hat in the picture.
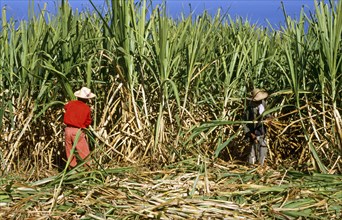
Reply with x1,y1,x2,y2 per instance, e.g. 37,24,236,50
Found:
250,88,268,101
74,87,96,99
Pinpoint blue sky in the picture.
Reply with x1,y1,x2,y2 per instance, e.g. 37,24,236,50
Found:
0,0,317,28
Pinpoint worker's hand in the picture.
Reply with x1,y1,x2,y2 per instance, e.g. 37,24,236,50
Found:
250,133,259,143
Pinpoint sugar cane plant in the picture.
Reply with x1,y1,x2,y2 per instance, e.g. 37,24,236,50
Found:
0,0,341,218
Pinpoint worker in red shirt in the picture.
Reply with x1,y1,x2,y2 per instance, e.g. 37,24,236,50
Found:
63,87,96,168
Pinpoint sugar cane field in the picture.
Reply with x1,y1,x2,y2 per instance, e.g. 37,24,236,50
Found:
0,0,341,219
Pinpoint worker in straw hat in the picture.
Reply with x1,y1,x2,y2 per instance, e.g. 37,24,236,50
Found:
243,88,270,166
63,87,96,168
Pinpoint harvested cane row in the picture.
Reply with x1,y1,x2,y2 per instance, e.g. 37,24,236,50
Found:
1,159,341,219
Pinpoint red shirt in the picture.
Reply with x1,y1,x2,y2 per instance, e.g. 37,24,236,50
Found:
64,100,92,128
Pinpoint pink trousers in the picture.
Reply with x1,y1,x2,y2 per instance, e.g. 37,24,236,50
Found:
65,127,90,167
